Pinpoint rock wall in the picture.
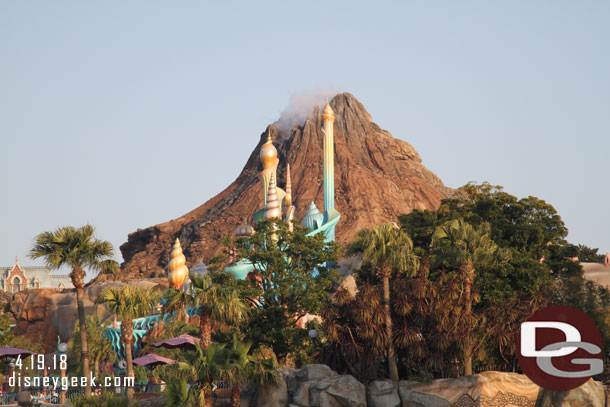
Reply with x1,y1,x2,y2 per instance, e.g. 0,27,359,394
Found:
119,93,452,279
243,364,605,407
2,279,169,352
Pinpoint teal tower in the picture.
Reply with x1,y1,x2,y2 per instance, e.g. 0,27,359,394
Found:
321,102,341,241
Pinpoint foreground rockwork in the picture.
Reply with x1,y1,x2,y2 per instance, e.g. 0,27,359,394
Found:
242,364,605,407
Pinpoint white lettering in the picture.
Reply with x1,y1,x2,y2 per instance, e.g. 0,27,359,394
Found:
521,321,580,357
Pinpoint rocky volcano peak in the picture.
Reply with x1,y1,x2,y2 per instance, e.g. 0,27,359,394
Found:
118,92,451,278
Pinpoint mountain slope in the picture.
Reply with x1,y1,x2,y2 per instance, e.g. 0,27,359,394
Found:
119,93,452,277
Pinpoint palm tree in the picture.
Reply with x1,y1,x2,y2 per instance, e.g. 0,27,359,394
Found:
71,315,116,378
162,286,190,324
163,272,249,349
348,223,419,381
176,343,230,407
165,380,189,407
30,224,113,396
99,259,121,280
97,286,161,407
431,218,510,376
224,339,277,407
88,316,116,377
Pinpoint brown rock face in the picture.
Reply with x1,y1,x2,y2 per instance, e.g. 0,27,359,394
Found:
4,278,169,352
119,93,451,277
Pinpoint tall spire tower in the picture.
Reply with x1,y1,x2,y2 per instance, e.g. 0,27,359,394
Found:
259,132,279,207
285,163,292,209
322,101,338,240
322,103,335,213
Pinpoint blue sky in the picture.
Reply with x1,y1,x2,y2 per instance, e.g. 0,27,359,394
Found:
1,1,609,275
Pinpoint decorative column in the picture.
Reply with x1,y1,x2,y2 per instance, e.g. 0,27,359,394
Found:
322,102,336,241
259,133,279,207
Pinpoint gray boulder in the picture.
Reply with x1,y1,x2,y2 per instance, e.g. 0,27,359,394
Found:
251,368,295,407
292,380,316,407
367,379,400,407
310,374,366,407
295,364,338,384
239,381,258,407
282,367,299,394
398,386,450,407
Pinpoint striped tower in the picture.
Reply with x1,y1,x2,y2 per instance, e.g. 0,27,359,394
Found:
264,172,281,219
259,133,278,207
285,163,292,210
322,102,336,240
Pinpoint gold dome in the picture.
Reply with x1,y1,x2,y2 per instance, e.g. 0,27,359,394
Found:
260,133,278,170
168,238,189,289
322,103,335,121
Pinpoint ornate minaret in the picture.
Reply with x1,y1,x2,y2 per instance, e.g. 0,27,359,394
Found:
264,172,281,219
322,102,338,240
259,133,279,207
285,163,296,231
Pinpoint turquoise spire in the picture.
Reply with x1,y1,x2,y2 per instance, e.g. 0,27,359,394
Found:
322,102,340,241
302,201,324,230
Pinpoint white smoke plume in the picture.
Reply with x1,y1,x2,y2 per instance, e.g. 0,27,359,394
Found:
275,89,339,137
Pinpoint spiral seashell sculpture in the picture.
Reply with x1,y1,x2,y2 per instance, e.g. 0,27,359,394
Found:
168,238,189,289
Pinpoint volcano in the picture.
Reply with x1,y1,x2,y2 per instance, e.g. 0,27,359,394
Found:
118,93,452,278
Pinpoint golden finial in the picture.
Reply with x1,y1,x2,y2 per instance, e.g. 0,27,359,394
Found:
322,101,335,121
168,238,189,289
260,131,278,170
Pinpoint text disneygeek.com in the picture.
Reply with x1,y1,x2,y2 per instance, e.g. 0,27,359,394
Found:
8,373,135,391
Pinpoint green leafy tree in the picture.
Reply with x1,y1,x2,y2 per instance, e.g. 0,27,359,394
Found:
30,224,113,396
232,218,339,364
347,223,418,381
576,244,605,263
397,182,610,374
97,287,160,407
0,313,15,345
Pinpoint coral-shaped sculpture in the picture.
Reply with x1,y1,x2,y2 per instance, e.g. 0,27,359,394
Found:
265,172,281,219
302,201,324,230
168,238,189,289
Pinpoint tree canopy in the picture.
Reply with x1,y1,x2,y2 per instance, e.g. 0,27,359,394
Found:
230,218,339,363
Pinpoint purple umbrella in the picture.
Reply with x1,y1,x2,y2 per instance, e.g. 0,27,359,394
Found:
153,334,199,350
132,353,175,368
0,346,37,359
